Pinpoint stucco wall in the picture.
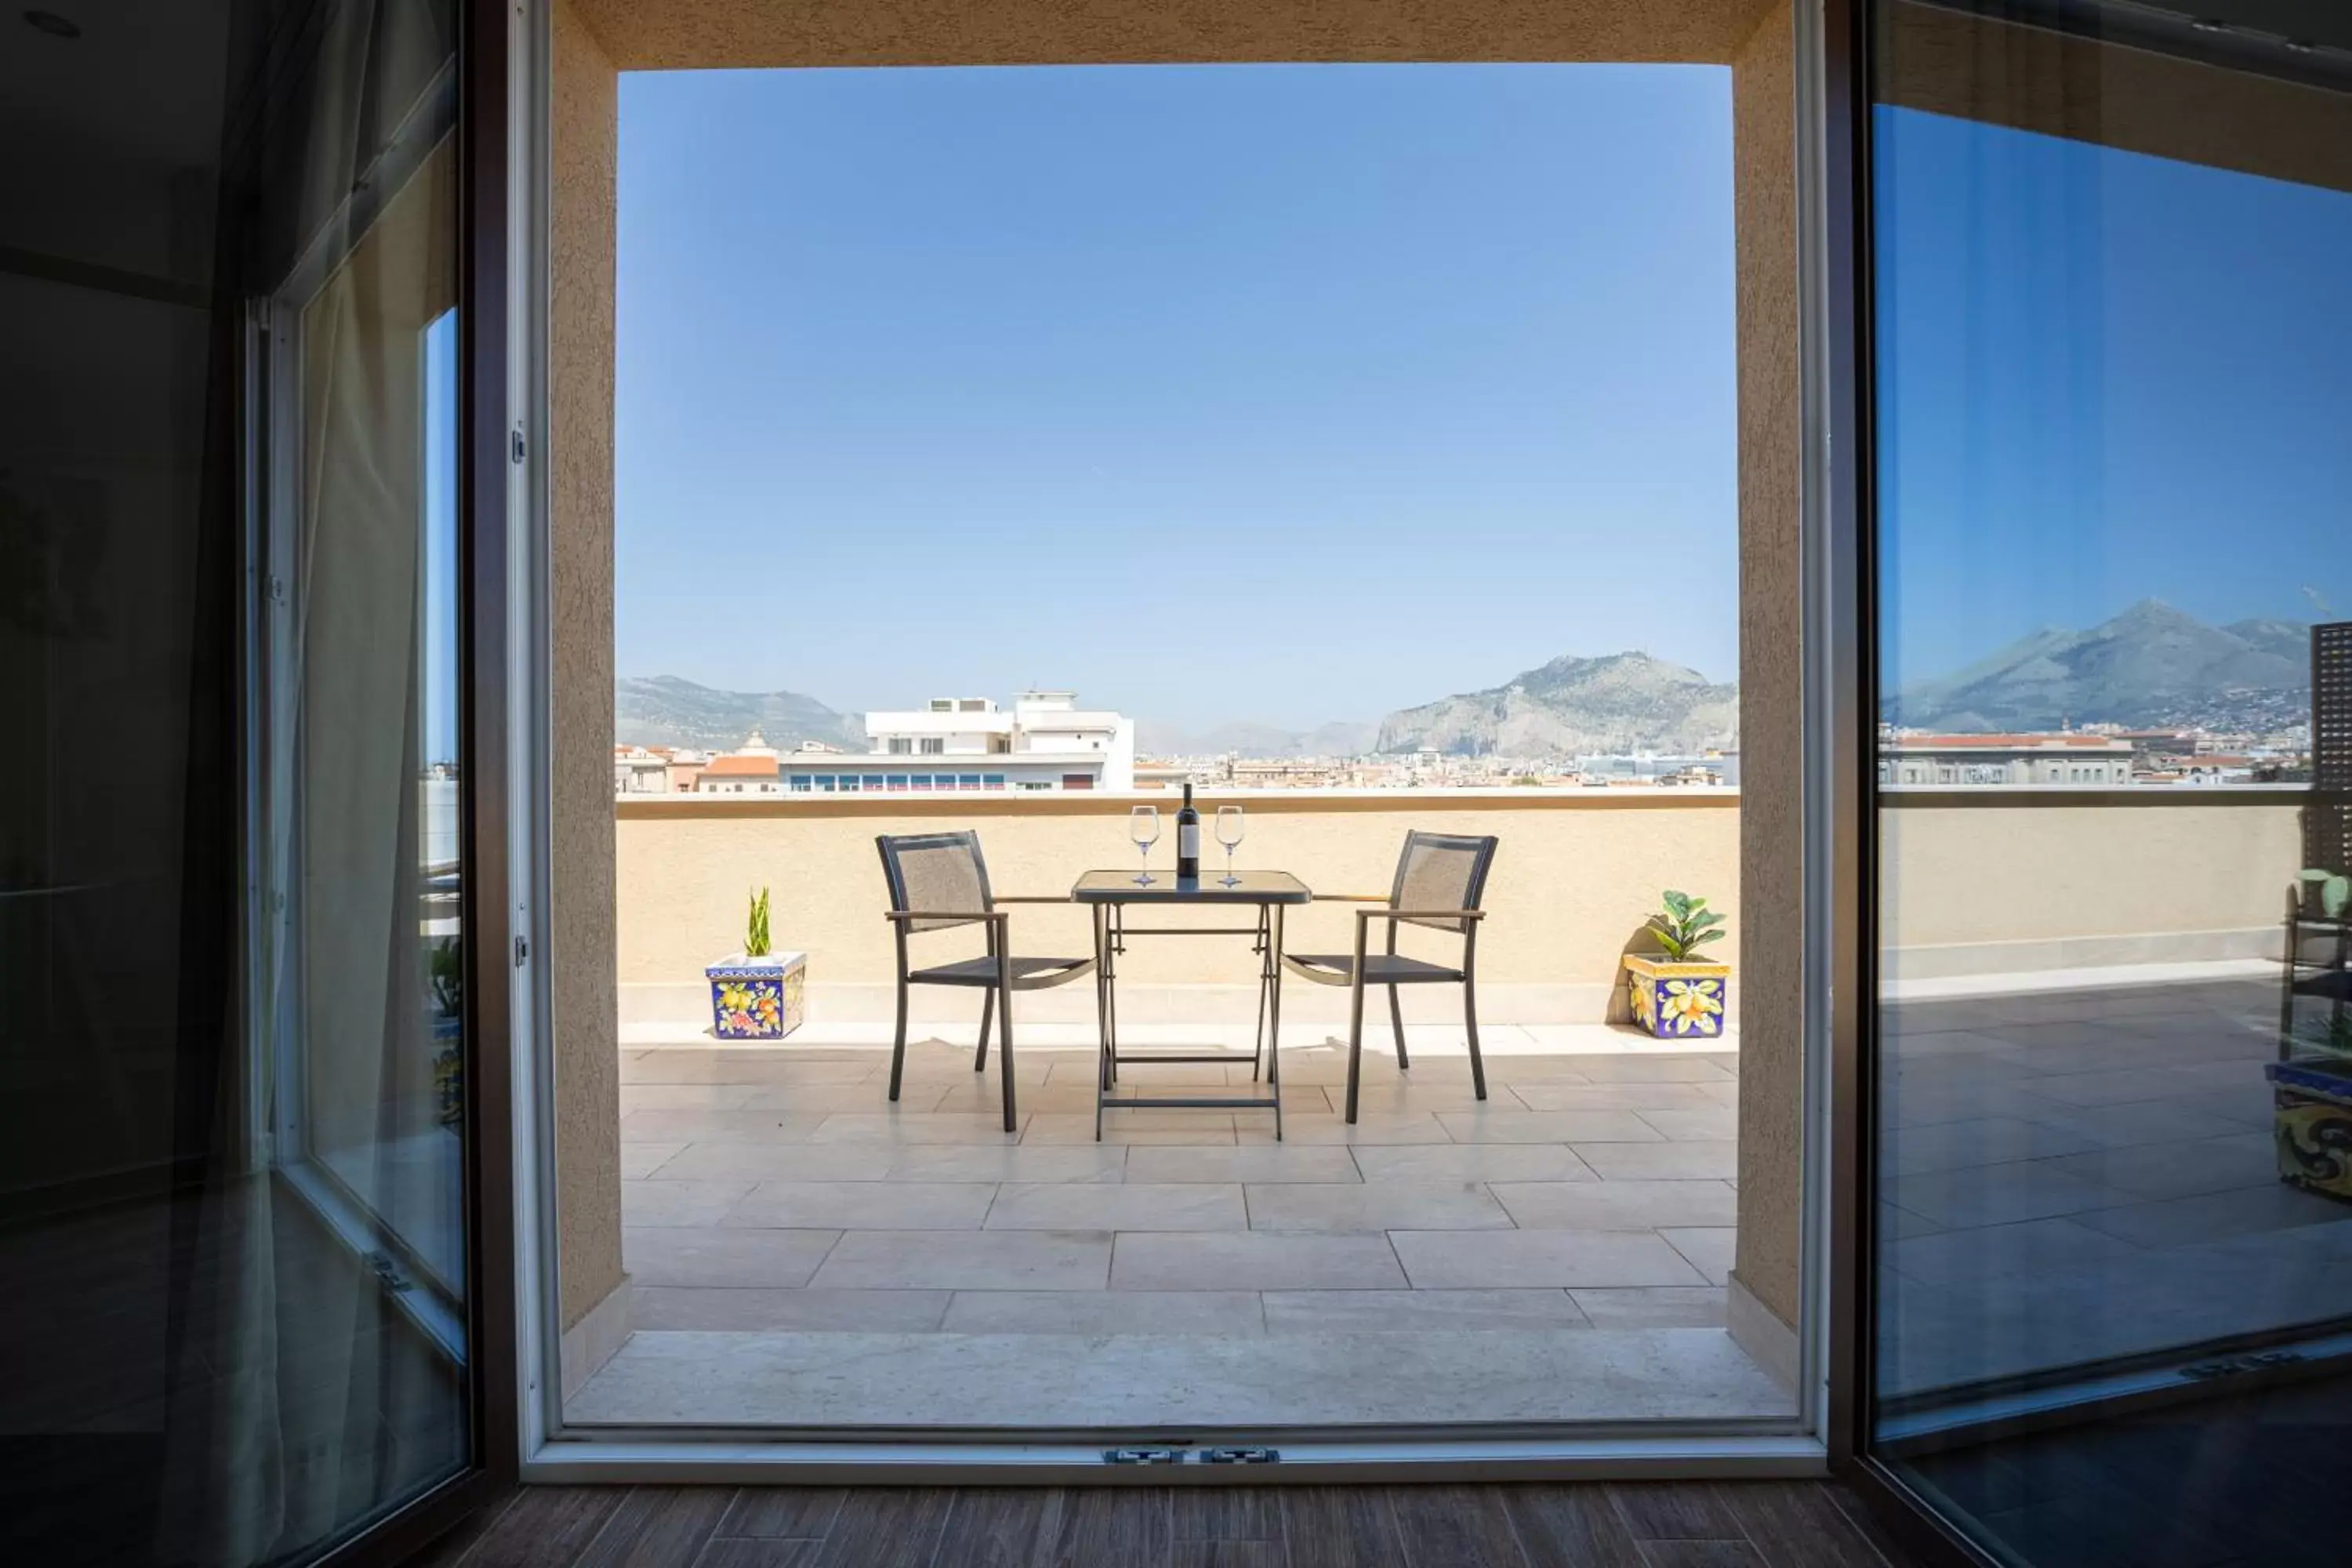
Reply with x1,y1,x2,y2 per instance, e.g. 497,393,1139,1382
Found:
1730,0,1802,1336
1882,793,2304,978
550,0,622,1333
616,793,1741,1025
569,0,1780,71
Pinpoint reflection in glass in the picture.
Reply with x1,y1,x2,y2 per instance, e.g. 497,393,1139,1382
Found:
1867,6,2352,1563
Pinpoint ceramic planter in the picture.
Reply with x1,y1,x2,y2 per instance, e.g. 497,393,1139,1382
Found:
706,950,807,1041
1623,953,1730,1039
2266,1058,2352,1201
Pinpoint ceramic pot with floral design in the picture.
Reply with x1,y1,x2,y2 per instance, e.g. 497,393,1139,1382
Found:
706,950,806,1041
1622,953,1730,1039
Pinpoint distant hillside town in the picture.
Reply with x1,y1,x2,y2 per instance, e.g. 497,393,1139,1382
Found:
614,609,2336,797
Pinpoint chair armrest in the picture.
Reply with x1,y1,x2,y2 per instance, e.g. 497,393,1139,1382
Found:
1356,908,1486,923
1315,893,1391,903
884,909,1005,924
991,895,1072,904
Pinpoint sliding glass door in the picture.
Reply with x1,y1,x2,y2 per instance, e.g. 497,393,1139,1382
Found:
2,1,511,1563
1849,2,2352,1562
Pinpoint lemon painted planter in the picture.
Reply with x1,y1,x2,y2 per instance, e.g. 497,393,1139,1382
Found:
1623,954,1730,1039
706,950,807,1041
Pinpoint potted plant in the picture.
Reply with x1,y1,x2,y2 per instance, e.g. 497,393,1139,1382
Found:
1622,888,1730,1039
706,886,806,1041
2270,869,2352,1200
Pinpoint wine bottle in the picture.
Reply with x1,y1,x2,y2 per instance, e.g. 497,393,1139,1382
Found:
1176,782,1201,880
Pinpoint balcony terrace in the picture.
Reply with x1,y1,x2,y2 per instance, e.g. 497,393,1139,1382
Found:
565,784,2337,1431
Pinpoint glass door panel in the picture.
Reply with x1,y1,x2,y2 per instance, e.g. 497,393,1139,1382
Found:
1862,2,2352,1562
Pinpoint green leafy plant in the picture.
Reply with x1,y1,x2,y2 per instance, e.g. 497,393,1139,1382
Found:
746,886,771,959
2299,869,2350,920
1647,889,1726,960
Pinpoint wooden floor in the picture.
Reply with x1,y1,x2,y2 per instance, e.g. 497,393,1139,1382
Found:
412,1480,1926,1567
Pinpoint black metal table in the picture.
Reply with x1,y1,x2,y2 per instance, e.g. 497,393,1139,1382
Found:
1070,869,1313,1142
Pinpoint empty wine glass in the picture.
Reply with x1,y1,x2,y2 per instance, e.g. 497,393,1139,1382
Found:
1129,805,1160,885
1215,806,1245,886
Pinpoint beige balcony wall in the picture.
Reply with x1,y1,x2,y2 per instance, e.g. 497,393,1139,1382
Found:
616,793,1742,1026
1882,792,2305,982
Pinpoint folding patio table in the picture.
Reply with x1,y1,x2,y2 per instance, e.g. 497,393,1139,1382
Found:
1070,869,1313,1142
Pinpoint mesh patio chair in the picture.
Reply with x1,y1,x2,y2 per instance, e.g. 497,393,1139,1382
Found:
1283,829,1499,1123
876,831,1094,1131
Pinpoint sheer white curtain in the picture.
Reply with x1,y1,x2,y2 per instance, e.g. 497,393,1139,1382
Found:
163,2,466,1561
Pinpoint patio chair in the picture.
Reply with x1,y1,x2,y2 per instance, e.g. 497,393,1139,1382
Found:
1284,829,1499,1123
876,830,1094,1131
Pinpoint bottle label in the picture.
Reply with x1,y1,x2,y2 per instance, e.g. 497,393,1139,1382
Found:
1179,824,1200,858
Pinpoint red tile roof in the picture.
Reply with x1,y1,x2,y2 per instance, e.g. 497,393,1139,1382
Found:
701,756,780,777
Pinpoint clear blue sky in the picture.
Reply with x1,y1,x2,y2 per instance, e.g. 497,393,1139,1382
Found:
615,65,1737,731
426,307,458,761
1875,106,2352,693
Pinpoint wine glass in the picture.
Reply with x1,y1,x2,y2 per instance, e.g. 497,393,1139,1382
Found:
1128,805,1160,885
1215,806,1245,886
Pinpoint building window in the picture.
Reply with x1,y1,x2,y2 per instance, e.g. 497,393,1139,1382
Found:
920,737,944,755
983,774,1005,790
1016,781,1051,792
862,774,884,790
789,775,811,792
1062,774,1093,790
910,775,933,791
886,775,910,792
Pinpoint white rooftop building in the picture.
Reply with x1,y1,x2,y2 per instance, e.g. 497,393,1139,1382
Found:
758,691,1134,794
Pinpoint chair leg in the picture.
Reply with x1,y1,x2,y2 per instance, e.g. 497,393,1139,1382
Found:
996,985,1018,1134
975,989,994,1073
1345,971,1368,1125
887,974,909,1102
1464,978,1487,1102
1388,984,1408,1070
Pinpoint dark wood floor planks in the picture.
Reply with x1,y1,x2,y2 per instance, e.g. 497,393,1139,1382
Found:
415,1480,1923,1568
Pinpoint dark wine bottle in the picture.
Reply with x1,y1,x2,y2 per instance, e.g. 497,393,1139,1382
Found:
1176,782,1201,880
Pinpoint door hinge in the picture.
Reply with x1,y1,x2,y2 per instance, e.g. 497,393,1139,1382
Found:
510,427,527,464
1101,1448,1184,1466
1198,1446,1280,1465
514,935,528,967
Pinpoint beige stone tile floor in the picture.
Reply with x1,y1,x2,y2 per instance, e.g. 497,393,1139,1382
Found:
574,1020,1789,1428
1877,975,2352,1399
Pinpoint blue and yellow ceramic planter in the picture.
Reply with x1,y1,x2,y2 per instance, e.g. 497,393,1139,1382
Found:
2266,1059,2352,1200
706,951,807,1041
1623,954,1730,1039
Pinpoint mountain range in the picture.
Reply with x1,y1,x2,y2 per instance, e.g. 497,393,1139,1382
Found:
1885,600,2312,732
614,675,862,752
615,601,2316,760
615,653,1739,760
1375,652,1740,757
